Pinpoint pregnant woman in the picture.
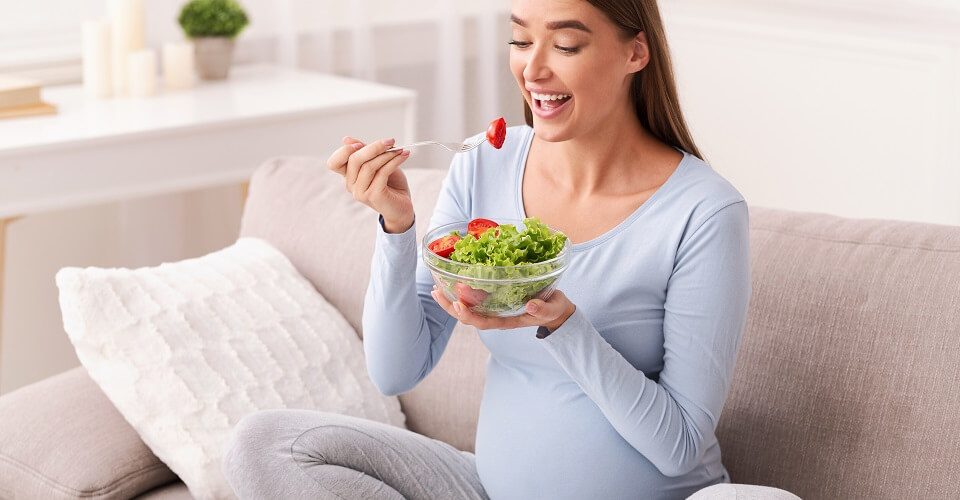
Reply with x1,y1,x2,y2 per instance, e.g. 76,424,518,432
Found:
223,0,754,498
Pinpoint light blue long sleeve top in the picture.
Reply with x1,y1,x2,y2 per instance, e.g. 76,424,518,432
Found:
361,125,751,500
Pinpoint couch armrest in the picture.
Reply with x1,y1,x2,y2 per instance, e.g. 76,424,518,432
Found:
0,366,177,499
688,483,802,499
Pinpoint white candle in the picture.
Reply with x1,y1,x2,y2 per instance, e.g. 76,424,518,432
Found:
162,41,195,91
127,49,157,98
109,0,146,95
82,19,113,98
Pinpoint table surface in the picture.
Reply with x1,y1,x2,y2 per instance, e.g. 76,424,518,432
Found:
0,64,415,157
0,64,416,218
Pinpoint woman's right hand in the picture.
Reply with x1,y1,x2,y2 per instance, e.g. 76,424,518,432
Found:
326,136,414,233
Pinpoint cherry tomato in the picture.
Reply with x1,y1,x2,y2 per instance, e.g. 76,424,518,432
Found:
428,234,460,258
486,117,506,149
467,218,499,239
455,282,490,307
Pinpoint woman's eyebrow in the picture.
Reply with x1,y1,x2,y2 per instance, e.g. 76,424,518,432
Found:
546,20,592,33
510,14,593,34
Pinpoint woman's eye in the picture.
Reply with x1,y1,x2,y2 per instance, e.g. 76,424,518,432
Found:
556,45,580,54
508,40,531,48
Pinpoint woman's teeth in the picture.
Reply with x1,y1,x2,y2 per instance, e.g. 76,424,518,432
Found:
531,92,570,101
532,92,571,112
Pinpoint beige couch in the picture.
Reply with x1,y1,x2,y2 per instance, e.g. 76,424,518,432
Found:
2,156,959,499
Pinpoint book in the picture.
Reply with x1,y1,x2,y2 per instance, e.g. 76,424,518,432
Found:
0,76,42,109
0,102,57,120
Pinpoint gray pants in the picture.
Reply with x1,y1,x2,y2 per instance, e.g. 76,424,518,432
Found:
222,409,489,500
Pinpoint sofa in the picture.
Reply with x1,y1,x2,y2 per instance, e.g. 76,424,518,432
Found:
1,155,959,500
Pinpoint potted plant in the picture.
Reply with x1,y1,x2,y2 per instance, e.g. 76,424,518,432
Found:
177,0,249,80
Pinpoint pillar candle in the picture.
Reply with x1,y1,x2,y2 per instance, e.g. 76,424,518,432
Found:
127,49,157,98
82,19,113,98
109,0,146,95
162,41,195,91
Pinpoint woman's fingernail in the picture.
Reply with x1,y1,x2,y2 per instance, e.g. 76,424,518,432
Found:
453,303,462,315
401,150,410,157
352,143,363,149
526,302,539,314
382,138,395,146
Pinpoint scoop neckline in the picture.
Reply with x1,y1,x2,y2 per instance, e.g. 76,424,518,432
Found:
513,127,690,252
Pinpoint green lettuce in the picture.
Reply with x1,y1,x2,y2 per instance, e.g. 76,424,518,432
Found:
448,217,567,266
431,217,568,314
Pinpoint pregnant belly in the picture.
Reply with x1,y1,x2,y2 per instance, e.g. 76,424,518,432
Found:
473,366,721,500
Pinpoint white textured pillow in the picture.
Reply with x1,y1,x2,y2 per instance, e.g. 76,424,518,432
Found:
56,237,406,500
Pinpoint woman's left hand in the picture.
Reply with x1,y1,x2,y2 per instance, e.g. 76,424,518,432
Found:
431,286,576,332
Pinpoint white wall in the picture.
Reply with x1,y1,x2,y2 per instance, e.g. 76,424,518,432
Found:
2,0,959,393
662,0,960,225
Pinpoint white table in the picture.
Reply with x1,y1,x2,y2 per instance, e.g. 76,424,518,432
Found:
0,64,416,379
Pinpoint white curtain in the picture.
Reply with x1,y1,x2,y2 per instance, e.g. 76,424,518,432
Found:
271,0,514,169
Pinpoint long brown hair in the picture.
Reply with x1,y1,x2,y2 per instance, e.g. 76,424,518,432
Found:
522,0,704,161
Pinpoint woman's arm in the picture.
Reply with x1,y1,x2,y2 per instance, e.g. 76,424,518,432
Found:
361,156,475,396
538,201,751,477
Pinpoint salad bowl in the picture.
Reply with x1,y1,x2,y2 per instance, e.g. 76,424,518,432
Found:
422,218,570,318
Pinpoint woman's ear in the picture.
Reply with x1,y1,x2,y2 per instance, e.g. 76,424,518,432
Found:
627,31,650,74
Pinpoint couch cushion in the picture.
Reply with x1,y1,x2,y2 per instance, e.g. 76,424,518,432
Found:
55,237,406,499
719,207,960,499
0,366,176,499
240,159,486,452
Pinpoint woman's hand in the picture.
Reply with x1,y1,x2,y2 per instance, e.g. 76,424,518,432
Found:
326,136,414,233
431,286,577,333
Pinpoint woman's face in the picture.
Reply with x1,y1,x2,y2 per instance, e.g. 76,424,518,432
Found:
509,0,644,142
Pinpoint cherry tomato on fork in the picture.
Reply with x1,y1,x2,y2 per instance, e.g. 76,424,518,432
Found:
428,234,460,258
486,117,506,149
467,218,499,239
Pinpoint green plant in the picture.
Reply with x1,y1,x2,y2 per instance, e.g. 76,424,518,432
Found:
178,0,249,39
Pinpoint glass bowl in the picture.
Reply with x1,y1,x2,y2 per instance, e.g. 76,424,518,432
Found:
422,219,570,317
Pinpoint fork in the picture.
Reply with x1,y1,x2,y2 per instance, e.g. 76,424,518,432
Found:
386,136,487,154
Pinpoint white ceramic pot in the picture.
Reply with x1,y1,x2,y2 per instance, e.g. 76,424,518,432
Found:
193,37,235,80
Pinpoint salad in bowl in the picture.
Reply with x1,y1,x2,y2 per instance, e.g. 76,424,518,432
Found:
422,217,570,317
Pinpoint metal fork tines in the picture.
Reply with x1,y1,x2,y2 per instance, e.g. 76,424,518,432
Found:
387,137,486,153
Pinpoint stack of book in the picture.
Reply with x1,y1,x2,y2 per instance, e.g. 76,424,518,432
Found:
0,76,57,120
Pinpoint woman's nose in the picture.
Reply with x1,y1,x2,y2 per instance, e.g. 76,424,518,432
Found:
522,47,551,82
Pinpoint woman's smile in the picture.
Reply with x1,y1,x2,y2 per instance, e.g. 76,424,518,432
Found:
529,88,573,118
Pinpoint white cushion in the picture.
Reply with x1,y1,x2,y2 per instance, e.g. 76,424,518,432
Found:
56,237,406,500
687,484,802,500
